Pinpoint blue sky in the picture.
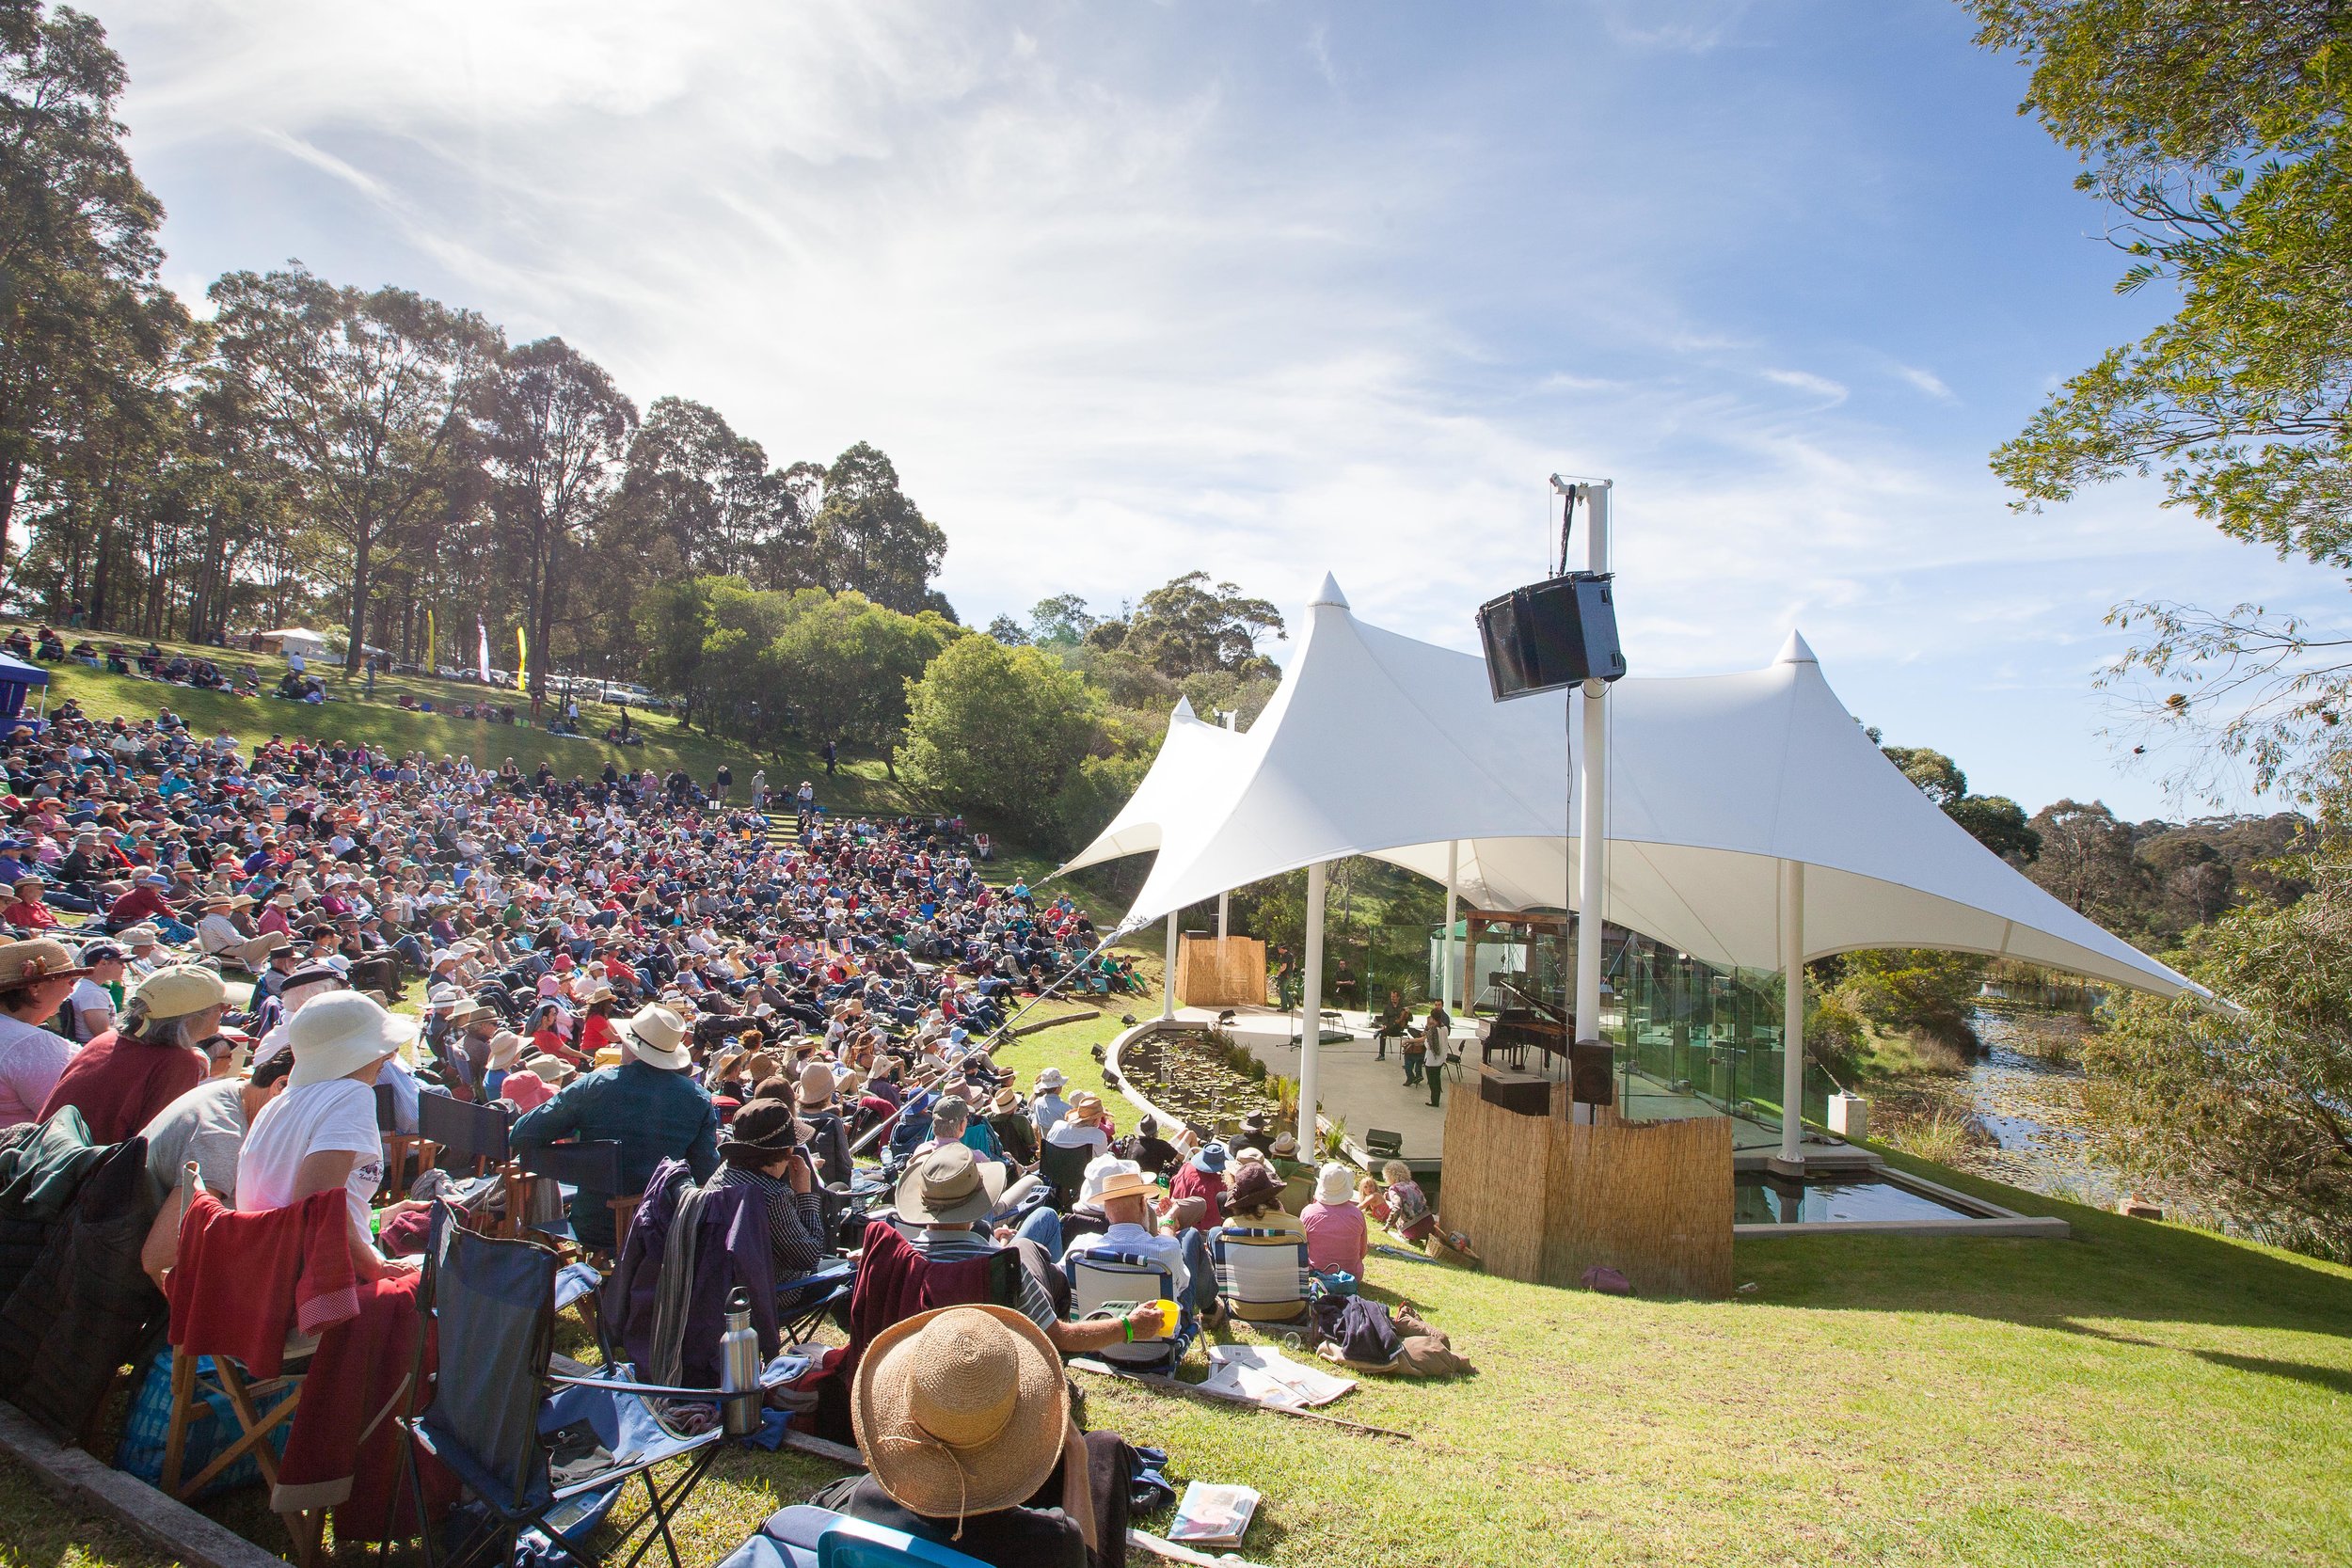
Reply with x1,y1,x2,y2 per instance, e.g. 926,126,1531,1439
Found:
94,0,2333,820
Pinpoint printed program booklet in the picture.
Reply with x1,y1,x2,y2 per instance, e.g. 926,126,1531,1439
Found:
1168,1481,1262,1546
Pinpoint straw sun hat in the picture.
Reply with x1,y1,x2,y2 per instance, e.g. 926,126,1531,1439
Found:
852,1305,1068,1526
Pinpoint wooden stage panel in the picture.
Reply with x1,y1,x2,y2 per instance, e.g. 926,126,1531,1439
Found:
1441,1075,1733,1299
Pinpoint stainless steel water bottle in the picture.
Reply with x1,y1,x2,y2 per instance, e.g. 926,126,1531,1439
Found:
719,1287,760,1436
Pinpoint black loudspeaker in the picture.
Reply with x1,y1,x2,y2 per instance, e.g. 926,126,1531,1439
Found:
1570,1039,1615,1107
1477,573,1626,701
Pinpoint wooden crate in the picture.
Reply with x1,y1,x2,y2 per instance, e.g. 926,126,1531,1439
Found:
1175,936,1268,1007
1439,1082,1733,1298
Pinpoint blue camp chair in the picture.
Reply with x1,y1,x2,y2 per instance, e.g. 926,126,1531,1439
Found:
400,1207,806,1568
716,1507,991,1568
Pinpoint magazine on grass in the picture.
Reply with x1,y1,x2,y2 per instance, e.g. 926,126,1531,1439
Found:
1168,1481,1262,1546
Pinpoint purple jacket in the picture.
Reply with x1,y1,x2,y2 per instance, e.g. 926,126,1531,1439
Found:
605,1158,779,1387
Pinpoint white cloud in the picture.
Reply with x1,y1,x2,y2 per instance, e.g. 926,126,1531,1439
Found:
1759,368,1850,404
1897,363,1956,401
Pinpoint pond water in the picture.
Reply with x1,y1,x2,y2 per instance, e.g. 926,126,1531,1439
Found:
1898,1008,2129,1209
1735,1171,1983,1225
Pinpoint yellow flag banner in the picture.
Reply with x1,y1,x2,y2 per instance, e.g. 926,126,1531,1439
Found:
423,610,436,672
516,626,528,691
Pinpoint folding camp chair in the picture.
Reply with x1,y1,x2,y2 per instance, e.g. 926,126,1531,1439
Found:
1038,1139,1093,1207
377,1081,422,1198
1212,1227,1313,1323
160,1178,325,1561
400,1208,806,1568
420,1090,512,1182
1063,1247,1186,1370
775,1259,856,1347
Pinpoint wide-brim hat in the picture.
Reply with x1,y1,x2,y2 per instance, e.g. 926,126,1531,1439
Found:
619,1003,691,1070
723,1098,813,1153
852,1305,1067,1524
1091,1164,1163,1207
1270,1132,1299,1159
1315,1161,1356,1206
1066,1091,1104,1125
486,1030,525,1070
0,938,88,987
1229,1162,1284,1212
895,1143,1008,1226
287,991,419,1088
797,1059,838,1109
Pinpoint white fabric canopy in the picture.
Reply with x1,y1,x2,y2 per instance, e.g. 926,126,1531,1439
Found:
1061,575,2200,999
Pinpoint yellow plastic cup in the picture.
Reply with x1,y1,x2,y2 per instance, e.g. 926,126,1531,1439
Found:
1147,1298,1180,1335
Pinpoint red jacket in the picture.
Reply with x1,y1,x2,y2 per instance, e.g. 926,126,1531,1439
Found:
40,1030,205,1146
106,885,174,926
168,1188,358,1377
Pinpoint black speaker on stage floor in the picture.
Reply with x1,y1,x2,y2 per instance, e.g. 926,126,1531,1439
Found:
1477,573,1625,701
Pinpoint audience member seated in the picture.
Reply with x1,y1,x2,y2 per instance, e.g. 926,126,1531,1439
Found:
1217,1157,1303,1238
1300,1161,1369,1279
0,938,85,1128
141,1048,294,1201
890,1145,1151,1358
511,1002,720,1249
710,1097,831,1284
1167,1140,1228,1230
1060,1160,1214,1328
234,990,423,1278
40,964,226,1144
816,1304,1135,1568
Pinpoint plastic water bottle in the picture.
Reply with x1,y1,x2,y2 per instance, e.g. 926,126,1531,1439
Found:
719,1287,760,1437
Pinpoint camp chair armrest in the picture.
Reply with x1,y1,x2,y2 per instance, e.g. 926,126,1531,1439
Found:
548,1361,812,1400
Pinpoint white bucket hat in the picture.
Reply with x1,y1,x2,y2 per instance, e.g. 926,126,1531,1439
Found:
619,1003,691,1070
287,991,420,1089
1315,1161,1356,1206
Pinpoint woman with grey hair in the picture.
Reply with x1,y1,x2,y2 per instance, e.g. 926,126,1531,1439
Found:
40,965,228,1143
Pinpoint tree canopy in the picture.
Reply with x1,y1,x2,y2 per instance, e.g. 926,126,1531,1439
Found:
1970,1,2352,793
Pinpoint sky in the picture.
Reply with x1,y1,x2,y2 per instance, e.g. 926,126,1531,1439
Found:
88,0,2337,821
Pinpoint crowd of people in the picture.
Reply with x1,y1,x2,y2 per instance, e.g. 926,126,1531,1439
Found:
0,693,1468,1568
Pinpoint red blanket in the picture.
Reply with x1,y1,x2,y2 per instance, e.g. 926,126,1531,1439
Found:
813,1221,998,1443
168,1190,357,1377
272,1267,450,1538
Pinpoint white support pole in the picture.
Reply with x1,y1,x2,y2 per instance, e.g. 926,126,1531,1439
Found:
1298,861,1327,1157
1442,840,1460,1010
1218,710,1236,943
1572,483,1612,1104
1162,911,1180,1021
1779,859,1806,1168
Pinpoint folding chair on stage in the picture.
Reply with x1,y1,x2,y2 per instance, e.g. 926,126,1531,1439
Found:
1212,1226,1312,1323
1063,1247,1187,1370
401,1208,806,1568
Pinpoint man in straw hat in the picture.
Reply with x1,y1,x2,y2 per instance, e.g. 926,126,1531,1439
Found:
892,1144,1157,1360
814,1303,1136,1567
236,990,424,1277
512,1001,719,1248
794,1057,854,1188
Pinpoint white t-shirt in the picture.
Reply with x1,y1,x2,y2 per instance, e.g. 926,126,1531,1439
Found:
66,978,114,1042
236,1078,384,1246
0,1014,74,1128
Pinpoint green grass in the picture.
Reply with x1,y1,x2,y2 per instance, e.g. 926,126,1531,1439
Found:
0,1449,169,1568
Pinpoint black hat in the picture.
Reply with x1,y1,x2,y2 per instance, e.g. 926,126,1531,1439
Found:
722,1096,810,1153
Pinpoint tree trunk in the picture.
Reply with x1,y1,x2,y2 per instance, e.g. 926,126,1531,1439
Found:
344,525,373,678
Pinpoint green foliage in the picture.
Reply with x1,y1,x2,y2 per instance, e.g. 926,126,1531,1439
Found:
898,635,1100,841
2091,861,2352,1261
1831,948,1989,1053
811,442,946,616
1968,2,2352,790
1087,571,1284,678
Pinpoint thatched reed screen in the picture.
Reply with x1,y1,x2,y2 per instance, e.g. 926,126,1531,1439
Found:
1176,936,1268,1007
1440,1081,1733,1298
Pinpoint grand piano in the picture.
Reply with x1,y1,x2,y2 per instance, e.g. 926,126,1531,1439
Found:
1480,977,1570,1072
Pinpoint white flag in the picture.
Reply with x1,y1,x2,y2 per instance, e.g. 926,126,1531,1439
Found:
477,620,492,683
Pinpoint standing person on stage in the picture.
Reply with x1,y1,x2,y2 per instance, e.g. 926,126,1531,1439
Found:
1422,1000,1453,1109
